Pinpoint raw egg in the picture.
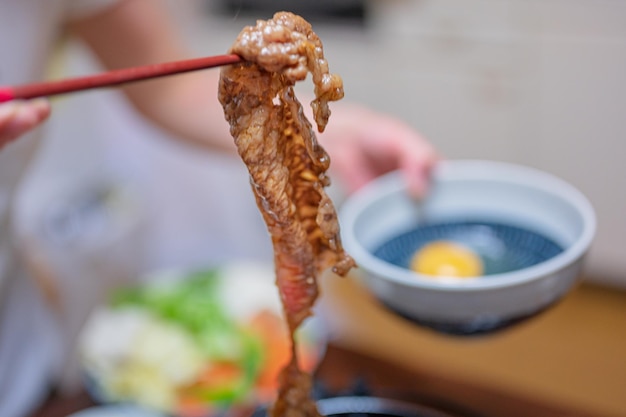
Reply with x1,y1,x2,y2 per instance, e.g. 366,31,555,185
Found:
410,240,484,278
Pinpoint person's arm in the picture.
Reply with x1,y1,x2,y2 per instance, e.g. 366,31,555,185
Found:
68,0,438,195
0,100,51,150
67,0,235,153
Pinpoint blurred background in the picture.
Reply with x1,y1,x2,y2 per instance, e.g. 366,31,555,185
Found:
18,0,626,286
12,1,626,416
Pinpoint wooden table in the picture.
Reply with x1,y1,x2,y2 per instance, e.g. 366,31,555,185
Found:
31,343,606,417
315,345,604,417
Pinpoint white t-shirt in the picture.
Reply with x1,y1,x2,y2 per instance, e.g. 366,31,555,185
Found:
0,2,120,416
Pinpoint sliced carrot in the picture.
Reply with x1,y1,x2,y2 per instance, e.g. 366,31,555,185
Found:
195,362,243,387
176,395,213,417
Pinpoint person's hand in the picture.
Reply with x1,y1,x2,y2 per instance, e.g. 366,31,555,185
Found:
0,99,51,149
319,103,439,197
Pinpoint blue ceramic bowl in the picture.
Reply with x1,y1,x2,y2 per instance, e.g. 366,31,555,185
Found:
340,160,596,335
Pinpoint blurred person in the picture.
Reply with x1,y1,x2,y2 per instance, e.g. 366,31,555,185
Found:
0,0,438,416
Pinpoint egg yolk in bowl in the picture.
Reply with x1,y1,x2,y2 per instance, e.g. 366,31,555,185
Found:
410,240,484,278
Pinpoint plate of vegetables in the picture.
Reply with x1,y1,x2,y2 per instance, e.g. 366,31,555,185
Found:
79,263,325,417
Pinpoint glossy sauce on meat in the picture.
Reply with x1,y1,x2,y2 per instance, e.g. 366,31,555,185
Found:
218,12,355,417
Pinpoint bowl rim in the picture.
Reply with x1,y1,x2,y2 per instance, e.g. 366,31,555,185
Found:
339,159,597,291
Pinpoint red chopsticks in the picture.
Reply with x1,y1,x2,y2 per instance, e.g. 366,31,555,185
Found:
0,54,243,103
